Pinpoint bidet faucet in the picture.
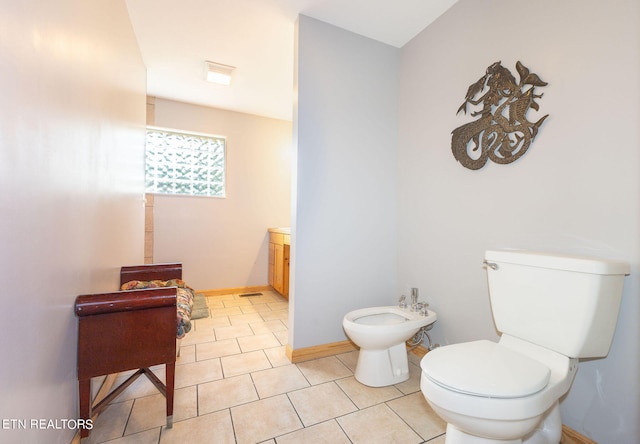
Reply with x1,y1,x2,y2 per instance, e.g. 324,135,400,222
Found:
410,288,419,311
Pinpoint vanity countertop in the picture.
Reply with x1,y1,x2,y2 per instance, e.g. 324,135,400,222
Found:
268,227,290,235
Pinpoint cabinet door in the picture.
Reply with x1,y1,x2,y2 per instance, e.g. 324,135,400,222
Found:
268,242,275,287
273,243,284,294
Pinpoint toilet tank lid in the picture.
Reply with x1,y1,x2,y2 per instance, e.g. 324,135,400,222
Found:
421,340,550,398
485,250,630,275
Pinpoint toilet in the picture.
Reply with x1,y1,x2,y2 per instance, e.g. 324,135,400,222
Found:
343,305,437,387
420,250,629,444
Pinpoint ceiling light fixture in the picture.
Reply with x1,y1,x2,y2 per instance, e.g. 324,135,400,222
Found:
204,61,235,86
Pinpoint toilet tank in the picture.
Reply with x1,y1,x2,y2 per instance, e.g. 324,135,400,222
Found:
484,250,629,358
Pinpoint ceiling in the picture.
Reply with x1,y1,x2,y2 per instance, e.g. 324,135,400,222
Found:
125,0,458,121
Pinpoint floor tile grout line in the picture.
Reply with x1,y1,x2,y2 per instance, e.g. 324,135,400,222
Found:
282,391,314,439
120,396,136,439
385,398,429,441
334,417,356,444
281,385,420,443
227,407,239,444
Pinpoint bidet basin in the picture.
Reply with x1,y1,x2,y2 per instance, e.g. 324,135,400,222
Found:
343,305,437,386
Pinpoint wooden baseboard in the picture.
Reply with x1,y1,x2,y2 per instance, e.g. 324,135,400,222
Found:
285,341,429,364
286,340,358,363
198,285,272,297
561,425,597,444
408,344,429,358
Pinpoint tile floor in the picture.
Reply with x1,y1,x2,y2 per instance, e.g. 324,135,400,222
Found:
85,291,446,444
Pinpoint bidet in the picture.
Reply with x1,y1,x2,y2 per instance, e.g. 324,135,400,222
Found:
343,305,437,386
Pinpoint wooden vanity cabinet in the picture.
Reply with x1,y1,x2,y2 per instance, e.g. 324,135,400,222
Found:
268,229,290,299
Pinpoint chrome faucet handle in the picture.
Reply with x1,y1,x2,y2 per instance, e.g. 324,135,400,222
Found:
398,295,407,309
412,301,429,314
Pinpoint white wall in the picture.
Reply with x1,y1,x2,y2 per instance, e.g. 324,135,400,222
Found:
397,0,639,442
0,1,146,443
291,16,399,349
151,99,292,290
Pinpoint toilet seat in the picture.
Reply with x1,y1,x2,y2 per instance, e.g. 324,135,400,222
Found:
421,340,550,398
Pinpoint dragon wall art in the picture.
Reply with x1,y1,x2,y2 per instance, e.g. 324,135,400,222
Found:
451,61,549,170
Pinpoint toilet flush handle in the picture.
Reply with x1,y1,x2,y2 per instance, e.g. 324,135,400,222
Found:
483,260,499,270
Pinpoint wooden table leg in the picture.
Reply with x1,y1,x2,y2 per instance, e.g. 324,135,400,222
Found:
78,379,91,438
166,362,175,428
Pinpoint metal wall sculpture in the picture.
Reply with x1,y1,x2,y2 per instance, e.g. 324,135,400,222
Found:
451,61,549,170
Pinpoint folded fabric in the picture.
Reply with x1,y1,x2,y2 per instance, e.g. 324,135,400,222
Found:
121,279,195,339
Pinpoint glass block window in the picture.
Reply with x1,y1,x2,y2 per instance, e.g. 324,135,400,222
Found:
145,127,226,197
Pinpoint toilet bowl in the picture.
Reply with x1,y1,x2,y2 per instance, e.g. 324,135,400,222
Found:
419,250,629,444
421,336,577,443
343,305,437,387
